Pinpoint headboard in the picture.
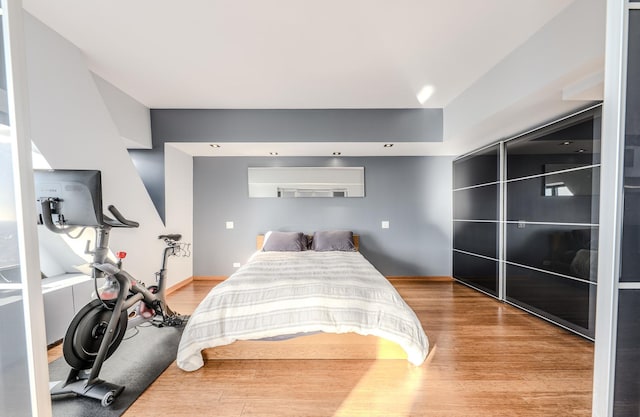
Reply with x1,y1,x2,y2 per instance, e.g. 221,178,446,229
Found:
256,234,360,251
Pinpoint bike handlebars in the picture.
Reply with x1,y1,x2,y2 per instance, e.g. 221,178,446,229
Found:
39,198,139,231
103,205,139,228
158,233,182,242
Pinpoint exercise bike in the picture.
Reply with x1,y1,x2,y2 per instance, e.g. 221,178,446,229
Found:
42,199,188,407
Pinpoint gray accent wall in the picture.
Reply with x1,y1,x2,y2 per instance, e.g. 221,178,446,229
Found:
152,109,443,142
133,108,443,222
193,156,452,277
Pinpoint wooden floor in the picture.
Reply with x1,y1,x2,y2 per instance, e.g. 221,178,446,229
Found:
51,278,595,416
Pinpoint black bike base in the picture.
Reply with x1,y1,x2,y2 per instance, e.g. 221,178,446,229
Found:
50,374,124,407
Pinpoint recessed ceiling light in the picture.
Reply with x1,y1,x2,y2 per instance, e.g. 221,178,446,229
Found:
333,152,342,156
384,144,394,148
561,141,572,146
210,144,221,148
269,152,278,156
577,149,586,153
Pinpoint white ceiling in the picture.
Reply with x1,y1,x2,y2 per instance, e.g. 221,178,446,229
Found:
23,0,575,110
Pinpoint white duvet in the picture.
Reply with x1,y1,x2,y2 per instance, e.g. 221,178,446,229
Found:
177,250,429,371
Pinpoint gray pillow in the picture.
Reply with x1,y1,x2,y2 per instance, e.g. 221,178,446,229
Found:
262,231,307,251
311,231,355,251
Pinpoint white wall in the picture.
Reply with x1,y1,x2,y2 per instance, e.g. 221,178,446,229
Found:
444,0,606,154
24,12,192,288
165,144,194,284
92,73,152,149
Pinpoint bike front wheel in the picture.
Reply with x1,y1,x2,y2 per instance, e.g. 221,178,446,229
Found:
62,299,128,370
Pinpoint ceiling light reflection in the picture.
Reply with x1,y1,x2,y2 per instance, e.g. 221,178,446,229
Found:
416,85,435,105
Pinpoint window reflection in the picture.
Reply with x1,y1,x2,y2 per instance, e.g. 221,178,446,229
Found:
507,167,600,225
248,167,364,198
0,18,8,126
506,107,601,180
0,78,33,417
543,165,599,197
0,141,20,283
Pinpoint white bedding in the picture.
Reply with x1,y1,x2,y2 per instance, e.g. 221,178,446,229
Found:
176,250,429,371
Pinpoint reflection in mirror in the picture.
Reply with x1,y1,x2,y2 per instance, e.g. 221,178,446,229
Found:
505,106,601,180
505,263,594,336
543,165,600,197
248,167,365,198
507,168,600,225
506,223,598,282
453,144,500,189
0,140,20,283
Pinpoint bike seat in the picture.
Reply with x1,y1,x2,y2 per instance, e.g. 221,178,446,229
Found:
158,234,182,242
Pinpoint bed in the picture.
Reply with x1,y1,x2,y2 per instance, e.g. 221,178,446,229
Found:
176,231,429,371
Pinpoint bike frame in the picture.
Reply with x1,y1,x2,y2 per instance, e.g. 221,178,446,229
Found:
88,225,177,383
42,199,182,405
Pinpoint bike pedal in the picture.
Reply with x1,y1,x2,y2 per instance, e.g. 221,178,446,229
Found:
150,319,165,328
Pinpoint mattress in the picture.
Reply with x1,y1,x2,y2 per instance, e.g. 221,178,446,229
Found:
176,250,429,371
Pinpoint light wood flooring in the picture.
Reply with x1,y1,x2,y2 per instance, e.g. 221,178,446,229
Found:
50,278,594,416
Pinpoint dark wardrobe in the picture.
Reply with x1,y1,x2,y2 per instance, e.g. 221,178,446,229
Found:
453,105,601,339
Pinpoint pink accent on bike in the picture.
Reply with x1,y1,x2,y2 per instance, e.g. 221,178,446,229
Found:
139,303,155,318
100,290,118,301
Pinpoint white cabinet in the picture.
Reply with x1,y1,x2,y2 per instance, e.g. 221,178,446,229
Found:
42,286,74,345
41,274,94,345
1,275,95,348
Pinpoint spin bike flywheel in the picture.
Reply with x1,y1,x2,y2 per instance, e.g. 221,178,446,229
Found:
63,299,128,370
